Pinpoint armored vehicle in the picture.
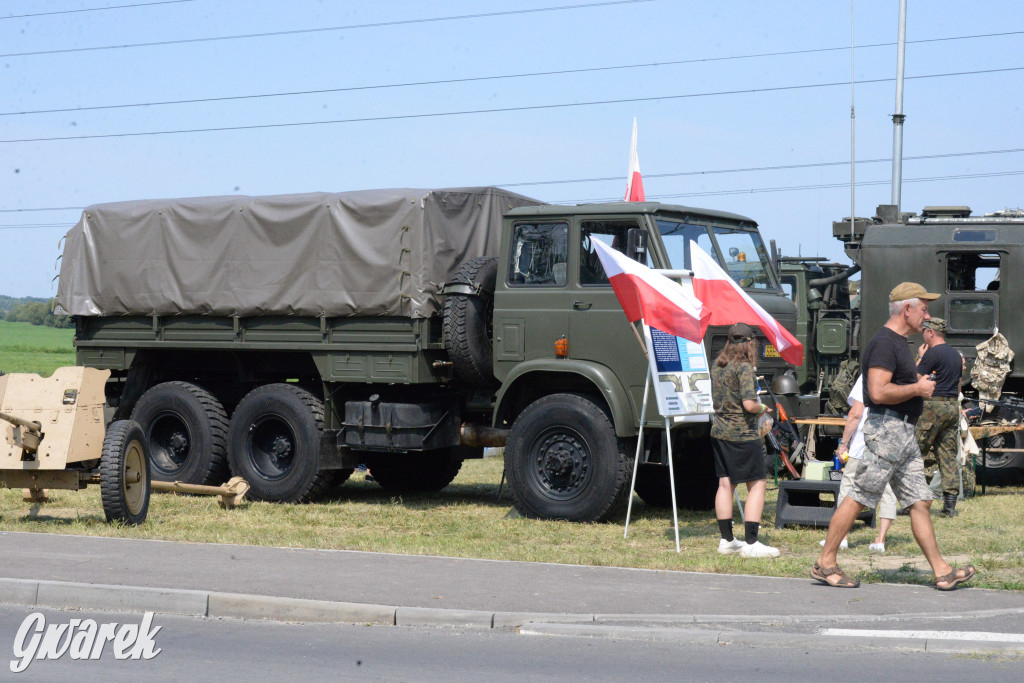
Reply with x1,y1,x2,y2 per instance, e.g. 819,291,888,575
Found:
834,204,1024,483
56,187,797,520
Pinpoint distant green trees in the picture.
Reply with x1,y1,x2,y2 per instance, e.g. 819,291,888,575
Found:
2,298,72,328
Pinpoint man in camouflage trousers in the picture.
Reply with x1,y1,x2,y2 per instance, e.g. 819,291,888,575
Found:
915,317,964,516
812,283,975,590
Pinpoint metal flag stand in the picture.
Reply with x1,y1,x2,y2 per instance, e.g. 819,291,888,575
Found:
623,325,682,553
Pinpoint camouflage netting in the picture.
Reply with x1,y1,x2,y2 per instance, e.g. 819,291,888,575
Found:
55,187,543,319
971,329,1014,401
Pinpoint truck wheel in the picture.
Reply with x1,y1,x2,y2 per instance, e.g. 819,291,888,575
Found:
977,431,1024,486
444,256,498,387
227,384,332,503
100,420,151,526
364,449,465,494
506,393,634,522
131,381,229,485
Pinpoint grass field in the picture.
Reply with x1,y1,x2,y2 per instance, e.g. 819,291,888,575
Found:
1,327,1021,591
1,458,1021,591
0,320,75,375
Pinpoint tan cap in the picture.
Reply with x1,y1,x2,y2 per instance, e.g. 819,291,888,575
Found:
889,282,940,302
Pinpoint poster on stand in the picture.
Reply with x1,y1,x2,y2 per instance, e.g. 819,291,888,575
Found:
644,325,714,421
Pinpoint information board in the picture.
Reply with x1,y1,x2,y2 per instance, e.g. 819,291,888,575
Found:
643,325,714,421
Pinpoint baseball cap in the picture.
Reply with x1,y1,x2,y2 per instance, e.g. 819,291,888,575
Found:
923,317,947,332
727,322,755,343
889,282,940,302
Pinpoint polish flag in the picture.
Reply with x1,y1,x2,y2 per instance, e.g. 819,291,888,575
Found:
593,239,708,343
624,117,645,202
688,241,804,366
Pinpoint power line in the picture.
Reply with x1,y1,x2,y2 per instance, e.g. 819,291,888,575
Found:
4,146,1022,216
3,29,1021,117
557,170,1024,203
0,0,655,58
1,1,194,21
3,66,1020,145
4,169,1023,228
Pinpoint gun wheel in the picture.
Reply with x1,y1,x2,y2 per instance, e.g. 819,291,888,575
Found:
100,420,151,525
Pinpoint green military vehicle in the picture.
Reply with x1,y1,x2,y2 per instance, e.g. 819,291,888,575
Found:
827,204,1024,484
55,187,798,521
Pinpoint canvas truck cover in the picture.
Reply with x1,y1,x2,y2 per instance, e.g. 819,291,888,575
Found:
56,187,542,318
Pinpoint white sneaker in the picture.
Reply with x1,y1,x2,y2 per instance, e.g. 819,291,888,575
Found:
819,538,849,549
740,541,780,558
718,538,745,555
869,542,886,553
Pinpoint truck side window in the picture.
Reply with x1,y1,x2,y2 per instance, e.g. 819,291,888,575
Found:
579,220,647,285
947,252,999,291
508,222,569,286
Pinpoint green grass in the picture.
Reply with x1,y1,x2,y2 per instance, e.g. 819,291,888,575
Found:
0,320,75,375
1,458,1021,591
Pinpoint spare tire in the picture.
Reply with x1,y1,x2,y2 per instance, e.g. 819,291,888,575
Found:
444,256,498,387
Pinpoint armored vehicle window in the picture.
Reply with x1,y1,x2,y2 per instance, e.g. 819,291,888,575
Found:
953,229,997,242
657,220,717,270
948,299,996,333
508,222,568,286
780,275,797,301
947,252,1000,291
579,220,648,285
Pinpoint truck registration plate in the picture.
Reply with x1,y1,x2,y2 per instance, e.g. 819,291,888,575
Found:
763,344,780,358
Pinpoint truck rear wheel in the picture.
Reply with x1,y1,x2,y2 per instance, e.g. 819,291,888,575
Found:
363,449,465,494
444,256,498,387
131,381,229,486
506,393,633,522
227,384,332,503
977,431,1024,486
100,420,151,526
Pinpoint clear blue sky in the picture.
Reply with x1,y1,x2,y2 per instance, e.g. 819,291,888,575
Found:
2,0,1021,298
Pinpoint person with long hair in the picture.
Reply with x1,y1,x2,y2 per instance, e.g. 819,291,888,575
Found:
711,322,780,558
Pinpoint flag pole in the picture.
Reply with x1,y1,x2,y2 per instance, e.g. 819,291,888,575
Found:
630,321,647,356
623,363,652,538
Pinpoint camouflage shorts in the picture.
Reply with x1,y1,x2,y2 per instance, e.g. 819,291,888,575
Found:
850,413,934,510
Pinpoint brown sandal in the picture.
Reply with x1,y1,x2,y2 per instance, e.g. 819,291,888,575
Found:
935,565,976,591
811,561,860,588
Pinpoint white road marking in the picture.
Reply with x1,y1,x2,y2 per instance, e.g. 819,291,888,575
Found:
821,628,1024,642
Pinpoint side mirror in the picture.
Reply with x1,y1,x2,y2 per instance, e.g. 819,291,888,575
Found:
625,228,647,263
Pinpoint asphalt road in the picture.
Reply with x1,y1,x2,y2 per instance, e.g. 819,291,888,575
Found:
1,604,1022,682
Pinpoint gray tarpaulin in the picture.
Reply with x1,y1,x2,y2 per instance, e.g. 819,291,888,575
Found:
56,187,542,318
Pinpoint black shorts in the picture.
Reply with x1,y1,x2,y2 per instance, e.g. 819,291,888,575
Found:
712,438,767,484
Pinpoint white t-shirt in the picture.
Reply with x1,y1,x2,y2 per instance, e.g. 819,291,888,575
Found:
846,375,868,459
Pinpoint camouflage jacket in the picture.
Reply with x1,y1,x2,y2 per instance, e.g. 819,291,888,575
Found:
711,361,759,441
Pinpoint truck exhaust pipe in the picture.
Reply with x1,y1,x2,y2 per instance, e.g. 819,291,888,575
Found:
460,424,508,447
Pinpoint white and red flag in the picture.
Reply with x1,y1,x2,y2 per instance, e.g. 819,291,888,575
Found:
688,241,804,366
624,117,645,202
592,239,708,343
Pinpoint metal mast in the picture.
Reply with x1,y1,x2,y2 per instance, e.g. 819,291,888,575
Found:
891,0,908,210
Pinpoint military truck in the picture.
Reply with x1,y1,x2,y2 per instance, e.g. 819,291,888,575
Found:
56,187,797,521
826,204,1024,484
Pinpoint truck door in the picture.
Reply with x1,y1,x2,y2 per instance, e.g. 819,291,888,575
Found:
492,221,572,379
569,218,652,423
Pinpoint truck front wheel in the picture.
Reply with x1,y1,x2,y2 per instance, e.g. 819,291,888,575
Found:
506,393,633,522
227,384,332,503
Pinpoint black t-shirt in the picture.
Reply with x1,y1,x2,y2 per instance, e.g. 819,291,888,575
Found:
917,343,963,397
861,326,922,420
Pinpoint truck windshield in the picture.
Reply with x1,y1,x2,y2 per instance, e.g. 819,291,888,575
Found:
657,220,776,290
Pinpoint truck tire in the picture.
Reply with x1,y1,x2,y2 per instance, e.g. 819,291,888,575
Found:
506,393,634,522
632,437,718,512
131,381,229,486
364,449,465,494
100,420,151,526
444,256,498,387
227,384,333,503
